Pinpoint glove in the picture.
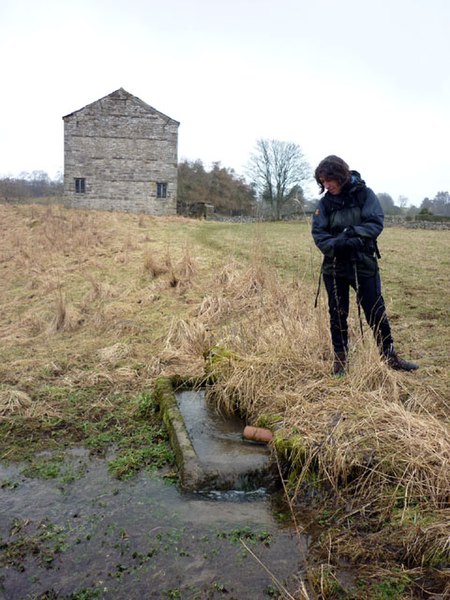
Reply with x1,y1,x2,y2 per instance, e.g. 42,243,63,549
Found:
342,226,357,237
333,231,363,256
345,237,364,251
333,233,348,252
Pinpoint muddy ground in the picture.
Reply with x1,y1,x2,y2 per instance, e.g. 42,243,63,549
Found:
0,448,307,600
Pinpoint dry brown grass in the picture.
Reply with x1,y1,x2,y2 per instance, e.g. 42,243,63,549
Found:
0,203,448,591
202,275,449,505
150,233,448,587
140,227,450,527
0,385,61,420
142,249,169,278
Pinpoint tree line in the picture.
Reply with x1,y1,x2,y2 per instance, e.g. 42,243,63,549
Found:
418,191,450,217
1,143,449,219
0,171,63,201
177,160,256,217
377,191,450,217
177,141,312,219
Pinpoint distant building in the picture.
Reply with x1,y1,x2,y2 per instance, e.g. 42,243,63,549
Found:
62,88,179,215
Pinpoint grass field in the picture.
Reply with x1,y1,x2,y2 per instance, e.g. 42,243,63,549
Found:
0,203,449,598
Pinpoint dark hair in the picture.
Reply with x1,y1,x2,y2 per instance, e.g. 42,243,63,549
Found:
314,155,351,193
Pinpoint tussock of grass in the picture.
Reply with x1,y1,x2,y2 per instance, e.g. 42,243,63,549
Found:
194,295,233,324
143,250,169,278
47,289,83,333
97,343,131,364
0,388,33,417
161,318,213,376
0,386,60,419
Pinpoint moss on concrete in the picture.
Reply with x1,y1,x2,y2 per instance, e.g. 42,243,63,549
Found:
153,376,206,491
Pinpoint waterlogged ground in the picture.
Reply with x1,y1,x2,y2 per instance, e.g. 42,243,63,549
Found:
0,448,306,599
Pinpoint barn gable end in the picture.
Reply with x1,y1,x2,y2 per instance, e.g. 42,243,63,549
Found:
63,88,179,215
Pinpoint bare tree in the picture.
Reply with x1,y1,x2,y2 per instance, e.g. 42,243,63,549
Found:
247,139,311,219
398,195,409,211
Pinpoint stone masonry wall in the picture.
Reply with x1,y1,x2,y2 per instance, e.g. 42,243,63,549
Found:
63,89,179,215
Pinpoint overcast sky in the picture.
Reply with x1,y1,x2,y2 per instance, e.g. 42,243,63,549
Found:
1,0,449,205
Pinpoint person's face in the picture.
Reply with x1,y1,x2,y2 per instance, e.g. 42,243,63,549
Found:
320,178,342,195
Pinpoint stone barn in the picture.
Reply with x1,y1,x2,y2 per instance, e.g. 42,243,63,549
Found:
62,88,179,214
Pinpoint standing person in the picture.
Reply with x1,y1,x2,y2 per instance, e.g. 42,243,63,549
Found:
311,155,418,375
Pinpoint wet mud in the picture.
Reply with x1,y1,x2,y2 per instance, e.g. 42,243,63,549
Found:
0,449,307,599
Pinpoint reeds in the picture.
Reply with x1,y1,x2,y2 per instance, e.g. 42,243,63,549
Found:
200,264,450,511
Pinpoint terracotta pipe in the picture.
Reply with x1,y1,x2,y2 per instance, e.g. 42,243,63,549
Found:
243,425,273,444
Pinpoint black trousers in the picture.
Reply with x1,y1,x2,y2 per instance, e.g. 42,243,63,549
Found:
323,271,393,355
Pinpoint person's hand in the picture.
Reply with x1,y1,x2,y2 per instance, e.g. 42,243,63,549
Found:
333,231,363,255
342,226,357,237
333,233,348,252
345,237,364,250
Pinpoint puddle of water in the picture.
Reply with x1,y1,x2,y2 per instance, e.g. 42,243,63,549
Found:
0,448,308,599
176,389,275,491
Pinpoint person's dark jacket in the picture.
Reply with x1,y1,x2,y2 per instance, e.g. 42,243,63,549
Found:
311,171,384,277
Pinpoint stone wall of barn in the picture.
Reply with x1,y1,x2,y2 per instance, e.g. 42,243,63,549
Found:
63,89,178,215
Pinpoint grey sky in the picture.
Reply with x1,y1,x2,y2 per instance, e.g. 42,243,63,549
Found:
1,0,449,205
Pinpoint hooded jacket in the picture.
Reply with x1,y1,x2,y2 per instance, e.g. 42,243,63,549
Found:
311,171,384,277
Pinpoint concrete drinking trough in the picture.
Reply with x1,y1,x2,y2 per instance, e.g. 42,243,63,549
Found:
154,377,276,492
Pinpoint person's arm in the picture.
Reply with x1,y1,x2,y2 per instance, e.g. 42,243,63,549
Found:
311,200,335,257
352,188,384,239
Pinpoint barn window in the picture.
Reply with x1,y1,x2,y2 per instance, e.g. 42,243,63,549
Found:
156,182,167,198
75,178,86,193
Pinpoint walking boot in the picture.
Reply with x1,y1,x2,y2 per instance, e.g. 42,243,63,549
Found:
384,348,418,372
333,351,347,376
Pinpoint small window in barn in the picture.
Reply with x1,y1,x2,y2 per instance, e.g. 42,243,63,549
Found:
156,182,167,198
75,178,86,194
